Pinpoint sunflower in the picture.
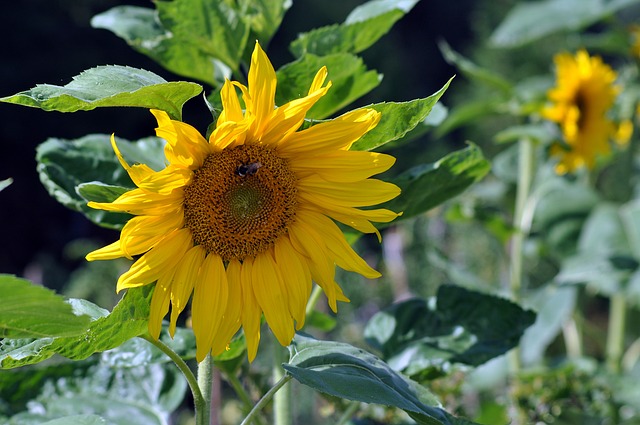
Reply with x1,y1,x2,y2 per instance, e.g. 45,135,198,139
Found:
86,42,401,362
542,50,628,174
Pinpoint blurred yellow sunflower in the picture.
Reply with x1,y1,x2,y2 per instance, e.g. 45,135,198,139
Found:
542,49,629,174
86,42,401,362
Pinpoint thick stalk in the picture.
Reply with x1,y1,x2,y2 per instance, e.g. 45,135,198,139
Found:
606,294,627,374
197,354,214,425
273,346,291,425
139,334,205,421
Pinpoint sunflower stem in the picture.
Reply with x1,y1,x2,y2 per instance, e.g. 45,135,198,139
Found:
273,346,292,425
240,375,292,425
305,285,323,317
139,334,205,421
197,354,214,425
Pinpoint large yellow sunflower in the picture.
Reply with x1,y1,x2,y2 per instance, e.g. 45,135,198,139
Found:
542,50,627,174
86,42,401,362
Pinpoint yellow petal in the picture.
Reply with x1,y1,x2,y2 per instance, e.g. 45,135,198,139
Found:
88,188,183,216
298,177,400,207
110,134,155,185
116,228,192,292
248,42,277,134
120,211,184,259
151,109,209,168
148,271,174,339
273,237,312,329
252,251,295,347
289,151,395,182
297,209,380,279
86,240,125,261
210,259,243,355
240,257,262,362
192,253,229,361
217,79,244,125
278,108,380,155
169,245,206,337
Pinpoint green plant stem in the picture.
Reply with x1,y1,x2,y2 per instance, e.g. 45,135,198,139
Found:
606,293,627,374
139,334,205,420
197,354,213,425
225,372,267,425
273,346,291,425
240,375,292,425
336,401,360,425
305,285,323,316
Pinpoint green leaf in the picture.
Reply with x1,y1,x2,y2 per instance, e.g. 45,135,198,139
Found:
352,78,452,151
290,0,421,57
0,66,201,120
0,178,12,192
91,6,230,87
490,0,640,48
384,143,490,220
242,0,292,46
364,285,536,379
0,287,152,369
0,275,91,339
156,0,250,71
284,334,477,425
36,135,165,230
494,123,556,145
0,354,186,424
40,415,106,425
276,53,381,120
438,40,512,95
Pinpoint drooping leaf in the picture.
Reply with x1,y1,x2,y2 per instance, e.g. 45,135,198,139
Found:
0,275,92,339
490,0,640,48
352,78,452,151
155,0,250,71
276,53,381,120
0,66,201,120
91,6,230,87
290,0,421,57
0,287,152,369
36,134,165,230
384,143,490,220
364,285,536,379
284,334,478,425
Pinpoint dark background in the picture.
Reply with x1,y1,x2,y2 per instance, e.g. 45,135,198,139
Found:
0,0,479,288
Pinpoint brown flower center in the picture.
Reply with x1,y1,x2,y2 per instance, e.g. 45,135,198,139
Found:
183,144,297,261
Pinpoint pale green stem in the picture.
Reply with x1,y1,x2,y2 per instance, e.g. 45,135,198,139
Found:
606,294,627,374
562,316,583,358
336,401,360,425
273,346,291,425
622,336,640,372
240,375,292,425
139,334,205,420
197,354,213,425
305,285,323,317
225,372,268,425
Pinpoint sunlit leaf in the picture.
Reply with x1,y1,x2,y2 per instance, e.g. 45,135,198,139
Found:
364,285,536,379
0,178,12,192
276,53,381,120
385,143,490,220
352,78,452,151
40,415,106,425
91,6,231,87
0,275,92,339
0,66,201,120
490,0,640,48
36,135,165,230
290,0,421,57
242,0,292,46
0,287,151,369
284,334,478,425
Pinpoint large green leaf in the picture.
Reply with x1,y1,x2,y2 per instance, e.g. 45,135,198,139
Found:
36,134,165,230
242,0,292,47
290,0,421,57
156,0,250,71
284,334,478,425
384,143,490,220
364,285,536,380
490,0,640,48
0,66,201,120
0,287,152,369
0,352,186,424
276,53,381,120
91,6,230,87
352,78,452,151
0,275,91,339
